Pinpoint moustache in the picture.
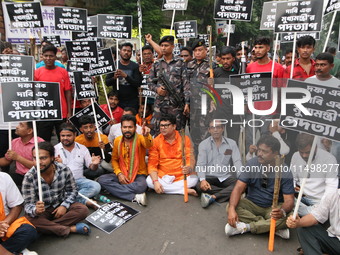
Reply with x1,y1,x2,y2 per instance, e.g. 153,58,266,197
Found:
123,132,133,136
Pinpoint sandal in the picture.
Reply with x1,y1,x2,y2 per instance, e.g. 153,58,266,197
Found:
75,222,91,235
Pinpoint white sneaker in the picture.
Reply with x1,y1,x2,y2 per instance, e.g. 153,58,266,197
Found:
133,193,147,206
225,222,248,237
21,248,38,255
275,228,290,239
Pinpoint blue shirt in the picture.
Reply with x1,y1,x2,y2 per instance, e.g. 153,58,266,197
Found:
36,60,65,69
239,157,294,208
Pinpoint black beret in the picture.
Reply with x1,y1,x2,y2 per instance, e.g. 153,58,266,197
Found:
192,39,206,50
159,35,174,45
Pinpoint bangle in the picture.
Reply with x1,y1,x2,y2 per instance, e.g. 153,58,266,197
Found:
152,179,159,184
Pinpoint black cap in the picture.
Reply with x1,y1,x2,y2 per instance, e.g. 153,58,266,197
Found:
159,35,174,45
192,39,206,50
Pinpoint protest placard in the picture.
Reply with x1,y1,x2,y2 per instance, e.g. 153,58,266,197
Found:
260,1,278,30
174,20,197,39
54,7,87,32
0,55,34,83
162,0,188,11
97,14,132,39
66,61,90,88
198,34,209,47
274,0,323,33
229,72,272,103
65,40,98,64
280,80,340,142
214,0,253,21
86,201,140,234
87,15,97,27
5,2,43,29
324,0,340,15
72,26,97,41
1,81,61,122
74,71,96,100
69,102,110,133
281,32,320,43
89,48,115,76
42,35,61,47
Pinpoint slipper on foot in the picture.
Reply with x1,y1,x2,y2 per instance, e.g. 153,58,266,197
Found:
75,222,91,235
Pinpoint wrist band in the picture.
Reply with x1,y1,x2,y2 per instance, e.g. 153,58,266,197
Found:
153,179,159,184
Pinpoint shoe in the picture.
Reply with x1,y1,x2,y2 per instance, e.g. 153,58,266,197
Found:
133,193,147,206
225,222,247,237
21,248,38,255
275,228,290,239
200,193,215,208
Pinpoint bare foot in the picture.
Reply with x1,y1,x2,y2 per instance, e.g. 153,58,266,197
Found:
86,199,99,209
188,189,198,197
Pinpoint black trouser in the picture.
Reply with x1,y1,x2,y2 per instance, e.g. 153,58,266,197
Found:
196,176,237,202
37,119,66,142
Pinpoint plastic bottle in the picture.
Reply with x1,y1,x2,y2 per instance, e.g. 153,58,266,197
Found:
94,195,111,203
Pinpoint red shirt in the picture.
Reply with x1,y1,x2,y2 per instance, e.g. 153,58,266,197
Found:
246,60,285,112
34,66,72,118
284,58,315,81
100,104,123,123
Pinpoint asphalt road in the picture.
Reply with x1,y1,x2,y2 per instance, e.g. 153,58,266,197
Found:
28,192,300,255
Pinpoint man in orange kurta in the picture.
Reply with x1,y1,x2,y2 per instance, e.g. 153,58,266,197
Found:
147,114,198,195
98,114,153,206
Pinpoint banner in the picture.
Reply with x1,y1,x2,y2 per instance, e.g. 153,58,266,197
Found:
162,0,188,11
280,80,340,142
5,2,43,29
0,55,34,83
1,81,62,122
97,14,132,39
174,20,197,39
274,0,323,33
214,0,253,21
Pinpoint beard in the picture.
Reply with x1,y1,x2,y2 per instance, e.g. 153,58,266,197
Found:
40,161,54,173
123,131,135,140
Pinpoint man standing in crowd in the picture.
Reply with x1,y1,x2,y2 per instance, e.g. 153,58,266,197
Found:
54,123,102,209
0,122,44,188
327,47,340,79
226,135,294,239
180,47,193,63
196,120,242,208
106,42,142,112
22,142,90,237
0,172,38,255
98,115,152,206
100,90,124,125
34,45,72,142
148,36,188,135
147,114,198,195
291,133,338,216
284,36,316,80
139,45,155,75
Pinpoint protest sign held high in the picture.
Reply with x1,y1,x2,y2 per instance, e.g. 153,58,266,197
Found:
65,40,99,64
162,0,188,11
0,55,34,83
97,14,132,39
260,1,277,30
5,2,43,29
54,7,87,32
42,35,61,47
89,48,115,77
73,71,96,100
174,20,197,39
214,0,253,21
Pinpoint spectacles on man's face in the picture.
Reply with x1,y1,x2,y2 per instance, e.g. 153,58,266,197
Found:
160,123,172,129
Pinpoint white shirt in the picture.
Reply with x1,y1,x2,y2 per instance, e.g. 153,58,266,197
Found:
0,172,24,215
54,142,92,180
291,148,338,201
108,123,142,144
305,75,340,88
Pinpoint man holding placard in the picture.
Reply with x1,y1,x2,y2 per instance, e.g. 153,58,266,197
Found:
34,45,72,142
22,142,90,237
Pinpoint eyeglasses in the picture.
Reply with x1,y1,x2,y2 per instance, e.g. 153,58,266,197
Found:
160,123,172,129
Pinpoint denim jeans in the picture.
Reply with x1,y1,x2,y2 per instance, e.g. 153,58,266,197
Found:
76,178,101,204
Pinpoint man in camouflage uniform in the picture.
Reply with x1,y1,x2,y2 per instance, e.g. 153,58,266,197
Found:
148,36,188,135
185,39,212,152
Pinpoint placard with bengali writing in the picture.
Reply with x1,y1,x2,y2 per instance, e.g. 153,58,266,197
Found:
214,0,253,21
1,81,62,122
66,61,90,89
6,2,43,29
174,20,197,39
260,1,278,30
65,40,98,64
281,32,320,43
97,14,132,39
324,0,340,15
280,80,340,142
74,71,96,100
89,48,115,76
162,0,188,11
274,0,323,33
54,7,87,32
42,35,61,47
0,55,34,83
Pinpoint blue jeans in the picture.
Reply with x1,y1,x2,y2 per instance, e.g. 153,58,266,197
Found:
0,224,37,253
76,178,101,204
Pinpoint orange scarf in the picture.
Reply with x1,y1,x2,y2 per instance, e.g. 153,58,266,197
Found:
118,135,139,183
0,193,34,241
136,114,152,126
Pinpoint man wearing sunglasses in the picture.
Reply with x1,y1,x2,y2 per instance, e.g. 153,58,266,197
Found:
226,135,294,239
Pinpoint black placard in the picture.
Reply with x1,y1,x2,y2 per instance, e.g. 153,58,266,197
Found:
89,48,115,76
229,72,272,103
198,34,209,47
87,15,97,27
72,26,97,41
42,35,61,47
66,61,90,88
260,1,277,30
174,20,197,39
74,71,96,99
162,0,188,11
69,102,110,132
281,32,320,43
140,74,156,98
274,0,323,33
97,14,132,39
280,80,340,142
214,0,253,21
65,40,98,64
1,82,62,122
54,7,87,32
86,201,140,234
324,0,340,16
0,55,34,83
6,2,43,29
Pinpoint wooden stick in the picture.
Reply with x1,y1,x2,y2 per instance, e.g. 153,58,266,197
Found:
181,129,188,202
